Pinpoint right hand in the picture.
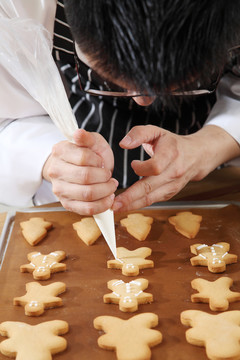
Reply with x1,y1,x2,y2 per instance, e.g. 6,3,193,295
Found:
42,129,118,215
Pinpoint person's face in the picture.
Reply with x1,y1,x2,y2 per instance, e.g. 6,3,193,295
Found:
75,44,156,106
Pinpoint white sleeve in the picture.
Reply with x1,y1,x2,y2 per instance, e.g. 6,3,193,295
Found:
0,115,66,207
0,0,67,207
205,72,240,144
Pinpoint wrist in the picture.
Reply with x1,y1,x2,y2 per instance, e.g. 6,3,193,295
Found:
189,125,240,178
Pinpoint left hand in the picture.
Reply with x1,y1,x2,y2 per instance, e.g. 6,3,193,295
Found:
112,124,240,212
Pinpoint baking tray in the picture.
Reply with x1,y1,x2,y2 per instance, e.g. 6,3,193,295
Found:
1,201,239,268
0,201,240,360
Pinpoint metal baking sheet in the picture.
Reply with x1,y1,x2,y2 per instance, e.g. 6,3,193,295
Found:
1,201,240,359
1,201,239,271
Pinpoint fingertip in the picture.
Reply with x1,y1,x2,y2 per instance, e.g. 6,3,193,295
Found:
119,135,132,148
112,200,123,212
73,128,85,142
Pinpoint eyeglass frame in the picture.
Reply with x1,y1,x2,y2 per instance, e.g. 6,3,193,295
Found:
74,44,240,98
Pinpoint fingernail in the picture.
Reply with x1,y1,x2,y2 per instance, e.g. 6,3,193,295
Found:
112,201,122,212
112,178,119,188
120,135,132,146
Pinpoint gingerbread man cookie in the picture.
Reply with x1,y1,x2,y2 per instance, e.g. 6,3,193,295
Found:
73,217,101,245
191,277,240,311
168,211,202,239
20,217,53,246
104,278,153,312
120,213,153,241
181,310,240,360
94,313,162,360
0,320,68,360
14,281,66,316
20,251,67,280
190,242,237,273
107,247,154,276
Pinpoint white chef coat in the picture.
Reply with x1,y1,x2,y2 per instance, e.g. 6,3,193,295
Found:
0,0,240,207
0,0,66,207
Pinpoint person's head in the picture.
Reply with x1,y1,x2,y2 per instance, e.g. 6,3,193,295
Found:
64,0,240,107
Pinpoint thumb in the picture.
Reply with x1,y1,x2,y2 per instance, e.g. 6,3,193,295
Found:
73,129,96,148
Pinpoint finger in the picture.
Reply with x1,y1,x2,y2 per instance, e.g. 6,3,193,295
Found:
113,179,184,212
49,163,113,185
74,129,110,156
112,176,160,211
53,178,119,203
112,159,189,212
52,142,103,168
131,158,163,177
131,144,178,177
119,125,162,149
60,193,116,216
74,129,114,171
73,129,96,148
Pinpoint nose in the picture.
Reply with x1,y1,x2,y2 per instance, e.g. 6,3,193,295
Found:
132,96,156,106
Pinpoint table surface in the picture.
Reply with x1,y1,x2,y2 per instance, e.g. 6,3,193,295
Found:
1,166,240,235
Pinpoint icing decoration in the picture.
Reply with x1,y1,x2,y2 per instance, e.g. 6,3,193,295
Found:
107,247,154,276
190,242,237,273
20,251,66,280
14,281,66,316
104,278,153,312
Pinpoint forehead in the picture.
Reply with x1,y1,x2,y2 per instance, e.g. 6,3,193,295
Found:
75,43,135,90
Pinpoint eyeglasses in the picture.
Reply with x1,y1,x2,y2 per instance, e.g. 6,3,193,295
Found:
74,44,240,98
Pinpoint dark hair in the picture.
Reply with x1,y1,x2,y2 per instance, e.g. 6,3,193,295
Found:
64,0,240,100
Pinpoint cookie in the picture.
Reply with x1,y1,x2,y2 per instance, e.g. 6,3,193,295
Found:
20,217,53,246
181,310,240,360
14,281,66,316
107,247,154,276
168,211,202,239
190,242,238,273
20,251,67,280
104,278,153,312
120,213,153,241
191,277,240,311
73,217,101,245
94,313,162,360
0,320,68,359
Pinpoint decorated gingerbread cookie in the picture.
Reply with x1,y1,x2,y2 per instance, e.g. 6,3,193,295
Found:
190,242,238,273
120,213,153,241
94,313,162,360
73,217,101,245
20,251,67,280
107,247,154,276
104,278,153,312
191,277,240,311
168,211,202,239
20,217,53,246
181,310,240,360
14,281,66,316
0,320,68,360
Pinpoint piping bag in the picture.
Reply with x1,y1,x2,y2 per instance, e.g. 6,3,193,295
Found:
0,15,117,259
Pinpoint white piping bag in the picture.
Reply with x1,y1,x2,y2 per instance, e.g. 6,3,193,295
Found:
0,15,117,258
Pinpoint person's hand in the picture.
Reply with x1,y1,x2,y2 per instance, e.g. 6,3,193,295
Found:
112,124,240,212
43,129,118,215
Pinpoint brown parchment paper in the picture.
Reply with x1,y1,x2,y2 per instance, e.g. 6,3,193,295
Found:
1,205,240,359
